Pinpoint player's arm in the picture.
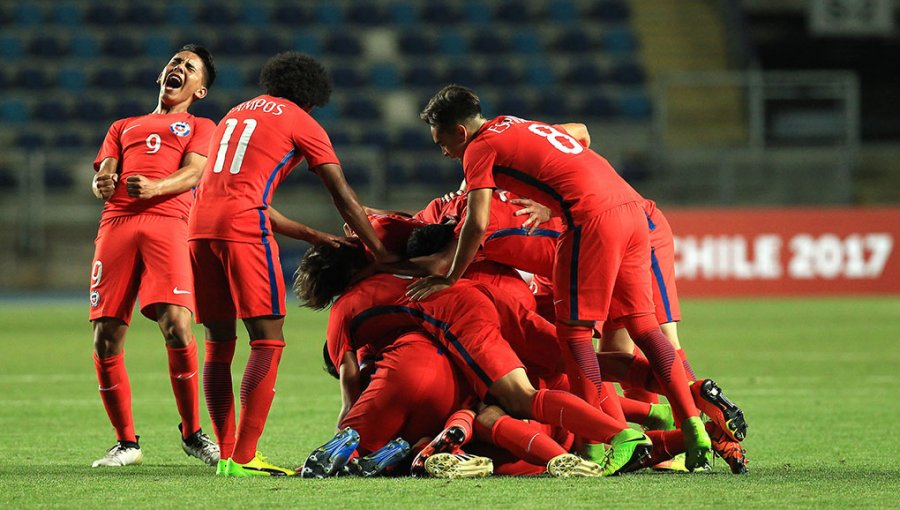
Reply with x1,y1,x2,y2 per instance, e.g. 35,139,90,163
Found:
314,163,398,263
92,157,119,200
125,151,207,199
379,237,458,277
336,350,362,429
406,187,491,301
269,206,355,248
557,123,590,148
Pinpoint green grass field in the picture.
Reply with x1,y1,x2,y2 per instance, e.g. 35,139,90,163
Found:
1,297,898,509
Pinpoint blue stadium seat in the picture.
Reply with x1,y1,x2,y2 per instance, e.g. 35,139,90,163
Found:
130,65,160,89
314,4,344,26
359,130,389,147
582,93,618,119
590,1,631,22
44,167,75,191
92,68,127,90
191,99,226,122
370,63,401,89
325,33,362,56
123,3,162,25
85,4,121,25
496,0,532,23
52,2,82,26
164,3,194,27
239,4,270,27
444,64,479,87
609,62,645,85
17,68,51,90
0,168,16,190
483,63,520,86
463,0,492,26
214,33,249,56
313,103,338,122
525,61,556,89
496,96,531,117
342,98,381,120
58,66,87,93
619,92,652,119
422,4,461,24
34,98,69,122
71,34,99,58
143,33,174,58
412,161,459,186
54,131,87,149
533,93,571,117
114,98,146,119
0,98,29,125
0,70,8,90
292,33,321,55
404,65,442,88
545,0,579,23
30,35,67,57
197,2,235,26
601,27,638,55
331,66,365,89
397,33,434,56
104,34,140,58
565,62,604,85
0,34,24,60
341,164,371,186
327,128,353,147
16,132,47,150
471,32,508,54
253,34,286,55
74,98,108,122
511,32,542,54
273,4,308,25
554,29,594,53
394,127,432,150
347,4,384,25
214,66,243,90
438,29,467,56
388,2,419,26
386,161,413,185
14,3,43,26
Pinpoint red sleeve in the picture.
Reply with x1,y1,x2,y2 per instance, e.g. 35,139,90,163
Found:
462,139,498,191
292,112,341,169
414,197,447,224
185,118,216,156
326,301,353,370
93,119,124,171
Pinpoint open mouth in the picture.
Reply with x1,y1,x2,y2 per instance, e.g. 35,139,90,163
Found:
164,73,183,90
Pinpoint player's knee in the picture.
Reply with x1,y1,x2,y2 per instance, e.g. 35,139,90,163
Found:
92,319,126,357
495,387,538,419
475,405,507,430
159,317,193,347
624,313,659,338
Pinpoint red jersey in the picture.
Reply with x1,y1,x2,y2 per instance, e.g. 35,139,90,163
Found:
413,197,461,224
188,95,340,241
463,116,643,227
94,112,214,221
451,190,563,278
367,213,428,258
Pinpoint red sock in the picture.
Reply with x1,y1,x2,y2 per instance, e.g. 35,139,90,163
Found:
444,409,475,446
645,429,685,465
677,349,697,382
627,316,698,423
204,338,236,459
556,324,604,408
167,341,200,439
619,396,652,425
623,349,660,403
530,389,626,445
94,352,136,443
491,415,567,465
232,339,285,464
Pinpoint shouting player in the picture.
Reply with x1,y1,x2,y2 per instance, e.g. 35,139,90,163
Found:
410,85,712,470
188,52,395,477
88,44,219,468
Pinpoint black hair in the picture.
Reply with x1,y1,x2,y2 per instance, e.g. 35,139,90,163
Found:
406,223,457,258
420,84,482,132
259,51,332,109
294,243,368,310
323,342,338,379
180,43,216,89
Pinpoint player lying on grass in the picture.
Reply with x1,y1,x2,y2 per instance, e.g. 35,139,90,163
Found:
294,242,653,476
89,44,219,468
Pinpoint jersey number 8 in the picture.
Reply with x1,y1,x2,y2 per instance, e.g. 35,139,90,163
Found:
528,124,583,155
213,118,258,174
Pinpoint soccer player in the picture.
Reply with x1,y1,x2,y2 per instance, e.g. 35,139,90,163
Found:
410,85,712,470
88,44,219,468
188,52,394,477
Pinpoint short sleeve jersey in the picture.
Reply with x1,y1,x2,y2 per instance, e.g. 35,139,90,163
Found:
188,95,340,241
462,116,643,227
94,112,215,221
413,197,461,225
367,214,429,258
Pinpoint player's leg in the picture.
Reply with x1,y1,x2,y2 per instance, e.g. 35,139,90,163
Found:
601,325,661,404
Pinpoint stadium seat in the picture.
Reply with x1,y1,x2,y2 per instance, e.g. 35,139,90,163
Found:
525,61,556,89
0,34,24,60
463,0,492,26
331,66,365,89
292,33,321,55
0,98,29,125
313,102,338,122
214,66,243,91
52,3,83,26
92,68,127,90
29,35,67,57
0,70,8,90
422,4,461,24
73,98,108,122
16,132,47,150
239,4,270,27
471,32,509,55
582,93,618,119
85,3,121,25
197,2,235,26
386,161,413,185
438,29,468,57
191,99,226,122
589,1,631,22
273,4,309,25
314,3,344,26
325,33,362,56
564,62,604,86
444,64,479,87
327,128,353,147
0,168,16,190
370,63,401,89
496,0,532,23
609,62,646,85
17,67,51,90
496,95,531,118
511,32,542,54
57,66,87,93
164,3,195,27
545,0,579,23
404,65,442,88
554,29,594,54
253,33,285,55
122,3,162,25
143,33,174,58
388,2,419,26
533,93,572,117
14,3,43,26
483,63,520,86
394,127,432,151
601,27,638,55
412,161,459,186
619,92,652,120
71,34,99,58
347,4,384,25
114,98,146,119
44,167,75,191
398,33,435,56
54,131,87,149
104,34,140,58
343,98,381,121
359,130,389,148
214,33,248,56
34,98,69,122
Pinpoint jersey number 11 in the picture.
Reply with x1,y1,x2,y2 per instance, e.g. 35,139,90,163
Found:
212,118,258,174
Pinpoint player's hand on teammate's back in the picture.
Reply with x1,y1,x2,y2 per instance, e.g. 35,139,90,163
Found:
92,173,118,200
406,275,455,301
125,175,161,199
511,198,552,234
311,232,359,249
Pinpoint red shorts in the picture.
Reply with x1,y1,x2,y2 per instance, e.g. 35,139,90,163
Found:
607,206,681,328
340,332,472,454
418,287,525,399
89,215,193,324
189,238,286,323
464,260,537,313
553,201,654,323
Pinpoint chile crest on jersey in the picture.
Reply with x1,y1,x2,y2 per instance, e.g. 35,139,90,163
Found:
169,121,191,137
